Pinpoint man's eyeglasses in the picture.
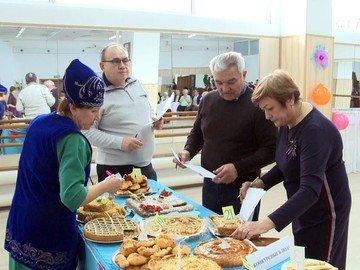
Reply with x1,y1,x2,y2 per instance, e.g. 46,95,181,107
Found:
102,58,131,65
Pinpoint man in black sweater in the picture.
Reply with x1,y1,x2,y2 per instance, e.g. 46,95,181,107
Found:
173,52,277,216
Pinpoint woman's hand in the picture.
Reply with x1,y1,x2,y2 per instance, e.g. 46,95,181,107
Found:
230,218,275,240
102,175,125,194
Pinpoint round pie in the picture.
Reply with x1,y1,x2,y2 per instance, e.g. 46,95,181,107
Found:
153,255,221,270
143,216,203,237
194,238,256,268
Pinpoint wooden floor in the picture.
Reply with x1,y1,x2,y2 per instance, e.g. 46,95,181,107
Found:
0,172,359,270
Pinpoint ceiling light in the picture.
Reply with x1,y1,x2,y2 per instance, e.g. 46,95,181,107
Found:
109,34,122,40
16,28,26,39
188,34,196,38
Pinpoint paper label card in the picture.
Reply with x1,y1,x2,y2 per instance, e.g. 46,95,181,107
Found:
154,213,165,229
222,206,237,223
131,168,142,177
242,257,254,270
246,236,292,270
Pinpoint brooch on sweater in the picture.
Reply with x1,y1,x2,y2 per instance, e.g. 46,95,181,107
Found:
286,140,297,157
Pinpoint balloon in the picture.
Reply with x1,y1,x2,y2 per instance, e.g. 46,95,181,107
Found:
311,83,331,105
332,112,349,130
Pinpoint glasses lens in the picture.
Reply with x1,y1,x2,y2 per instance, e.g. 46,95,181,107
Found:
111,58,129,65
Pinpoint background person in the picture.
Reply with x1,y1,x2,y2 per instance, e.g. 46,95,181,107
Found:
177,88,191,111
4,59,125,270
233,69,351,270
44,79,60,112
16,72,55,119
173,52,277,215
0,84,7,112
83,43,163,182
6,86,20,118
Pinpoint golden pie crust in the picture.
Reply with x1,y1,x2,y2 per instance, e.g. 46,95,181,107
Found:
209,215,242,236
116,174,150,195
194,238,256,268
77,199,125,222
143,216,203,237
152,255,222,270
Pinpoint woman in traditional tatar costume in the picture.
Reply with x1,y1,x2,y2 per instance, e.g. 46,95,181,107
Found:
5,59,124,270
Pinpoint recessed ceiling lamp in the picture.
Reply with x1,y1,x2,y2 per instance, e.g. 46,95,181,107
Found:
109,34,122,40
188,34,196,38
16,28,26,38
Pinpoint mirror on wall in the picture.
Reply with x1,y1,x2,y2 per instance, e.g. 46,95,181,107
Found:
333,44,360,109
0,26,259,95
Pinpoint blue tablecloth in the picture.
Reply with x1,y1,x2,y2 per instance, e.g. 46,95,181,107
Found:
78,180,287,270
0,128,25,154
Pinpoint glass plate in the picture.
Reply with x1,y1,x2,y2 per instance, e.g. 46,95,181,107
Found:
281,258,334,270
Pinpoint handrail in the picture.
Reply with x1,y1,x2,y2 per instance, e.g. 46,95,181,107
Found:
0,111,197,151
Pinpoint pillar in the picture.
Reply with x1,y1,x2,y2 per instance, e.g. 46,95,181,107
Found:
279,0,333,118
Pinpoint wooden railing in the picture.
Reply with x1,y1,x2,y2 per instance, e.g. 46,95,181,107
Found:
0,111,197,150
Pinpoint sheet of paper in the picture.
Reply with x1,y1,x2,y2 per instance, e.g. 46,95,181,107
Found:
157,92,175,119
239,187,266,221
183,162,216,178
171,148,215,178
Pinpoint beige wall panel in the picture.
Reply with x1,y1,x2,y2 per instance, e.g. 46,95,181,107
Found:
280,36,306,99
280,35,334,118
305,35,334,117
144,83,159,109
259,37,280,80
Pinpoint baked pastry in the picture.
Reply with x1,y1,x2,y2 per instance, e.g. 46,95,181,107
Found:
113,234,191,269
77,198,126,222
143,216,203,237
194,238,256,268
209,214,242,236
116,174,150,195
125,194,193,217
153,255,222,270
83,217,138,242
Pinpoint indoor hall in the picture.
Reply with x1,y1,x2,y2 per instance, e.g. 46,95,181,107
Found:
1,0,360,269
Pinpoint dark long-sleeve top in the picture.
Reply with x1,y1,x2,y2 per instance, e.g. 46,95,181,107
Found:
262,107,351,232
184,86,278,181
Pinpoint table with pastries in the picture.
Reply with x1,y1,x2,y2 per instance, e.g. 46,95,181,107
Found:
77,179,288,270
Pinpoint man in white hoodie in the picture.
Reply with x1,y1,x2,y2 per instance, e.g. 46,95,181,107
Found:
16,72,55,119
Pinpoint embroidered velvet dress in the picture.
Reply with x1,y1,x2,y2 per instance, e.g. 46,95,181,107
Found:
5,113,91,270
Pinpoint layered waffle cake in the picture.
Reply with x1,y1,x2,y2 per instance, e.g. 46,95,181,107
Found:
83,217,139,242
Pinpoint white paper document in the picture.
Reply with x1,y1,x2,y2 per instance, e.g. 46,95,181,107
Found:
156,92,175,119
239,187,266,221
171,148,215,178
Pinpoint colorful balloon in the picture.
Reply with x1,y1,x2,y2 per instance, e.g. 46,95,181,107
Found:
311,83,331,105
332,112,349,130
